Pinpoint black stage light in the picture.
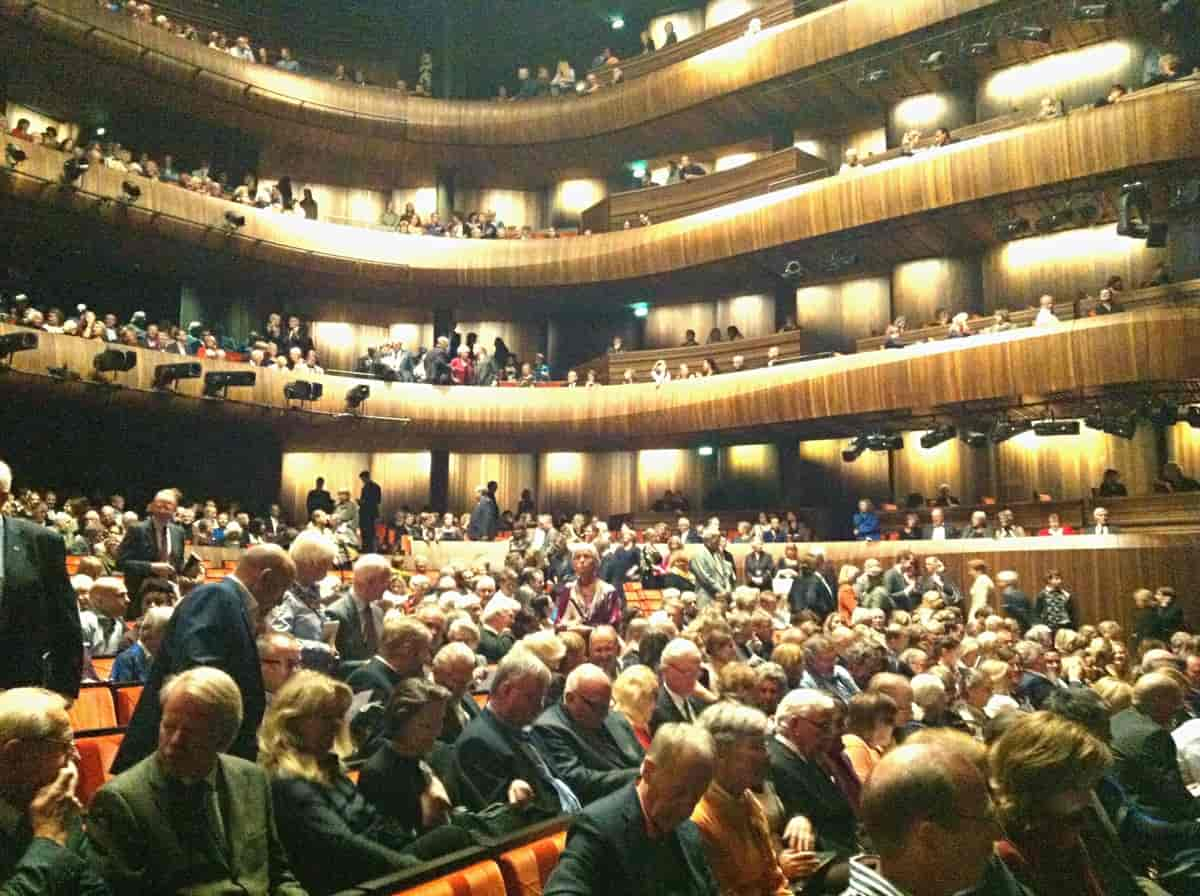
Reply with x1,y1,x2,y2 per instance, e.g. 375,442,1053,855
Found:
1071,2,1113,20
62,157,89,184
284,380,323,402
960,426,989,447
1146,402,1179,427
1186,406,1200,429
920,424,957,449
783,260,807,280
841,437,867,463
346,384,371,409
153,361,201,389
1010,23,1051,43
996,217,1030,240
990,418,1032,443
202,369,255,398
866,432,903,451
1033,419,1080,436
121,180,141,203
966,39,996,57
1105,415,1138,440
224,211,246,228
93,348,136,373
0,330,38,357
5,143,26,167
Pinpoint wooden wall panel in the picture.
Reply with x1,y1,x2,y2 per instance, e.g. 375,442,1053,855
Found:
280,451,431,524
891,255,983,326
992,424,1158,502
716,293,776,339
308,320,435,372
844,125,887,159
892,430,995,506
454,188,544,231
446,454,537,517
1166,423,1200,475
796,439,890,507
705,0,763,28
795,276,891,351
646,293,775,348
976,39,1146,121
636,449,706,513
981,223,1169,312
537,451,637,519
452,320,541,364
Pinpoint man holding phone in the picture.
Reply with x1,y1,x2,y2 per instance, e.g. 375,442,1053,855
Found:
0,687,109,893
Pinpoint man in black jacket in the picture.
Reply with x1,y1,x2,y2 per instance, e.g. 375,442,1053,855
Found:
533,664,643,804
0,460,82,699
743,536,774,590
1111,673,1200,822
111,545,295,773
544,723,718,896
427,336,453,385
787,552,835,620
432,642,481,744
998,570,1034,633
347,615,433,704
467,486,498,542
115,488,186,618
650,639,706,733
881,551,919,613
358,470,383,552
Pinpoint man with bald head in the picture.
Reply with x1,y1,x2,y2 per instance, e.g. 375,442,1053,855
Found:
116,488,186,617
848,742,1009,896
111,544,296,773
326,553,391,662
588,625,621,679
544,722,719,896
651,638,706,732
533,663,644,803
1111,672,1200,821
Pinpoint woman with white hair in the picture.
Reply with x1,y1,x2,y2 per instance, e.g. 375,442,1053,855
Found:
552,542,621,630
269,530,339,670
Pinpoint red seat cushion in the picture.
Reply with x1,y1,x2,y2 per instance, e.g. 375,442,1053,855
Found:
74,732,123,805
497,832,568,896
68,684,117,732
393,860,507,896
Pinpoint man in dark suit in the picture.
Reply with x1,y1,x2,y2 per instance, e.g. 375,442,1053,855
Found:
346,615,432,704
533,664,644,804
881,551,919,613
110,545,295,774
743,536,774,590
0,688,108,894
917,555,962,607
921,507,959,540
0,461,82,699
453,650,580,818
544,723,719,896
650,639,706,733
325,553,390,663
788,552,835,620
427,336,453,385
305,477,334,518
466,486,498,542
478,590,517,663
1111,672,1200,822
115,488,187,618
998,570,1034,633
358,470,382,552
432,642,481,744
1090,506,1121,535
86,667,306,895
767,689,859,857
1013,641,1057,709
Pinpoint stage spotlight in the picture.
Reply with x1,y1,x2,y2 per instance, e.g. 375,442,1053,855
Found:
990,418,1032,443
995,216,1030,240
92,348,136,373
1105,415,1138,440
5,143,26,168
202,370,255,398
62,157,89,185
841,437,867,463
1009,23,1051,43
858,67,890,86
966,39,996,57
0,330,38,358
152,361,201,390
224,211,246,229
1033,419,1080,436
120,181,141,203
346,384,371,409
284,380,323,402
865,432,903,451
1118,180,1151,239
1187,406,1200,429
697,445,714,457
920,424,957,449
1071,1,1112,20
920,49,949,71
960,426,989,447
47,365,80,382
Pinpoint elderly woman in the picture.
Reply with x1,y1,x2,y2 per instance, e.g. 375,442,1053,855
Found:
260,671,467,895
842,691,897,781
612,664,659,749
691,703,812,896
992,712,1132,896
269,530,339,669
553,543,621,630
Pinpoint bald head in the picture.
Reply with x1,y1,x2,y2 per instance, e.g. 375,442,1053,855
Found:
233,544,296,617
564,663,613,729
869,672,914,726
1133,671,1185,725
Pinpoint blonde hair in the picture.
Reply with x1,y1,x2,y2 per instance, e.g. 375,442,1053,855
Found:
612,665,659,727
258,670,353,785
161,667,243,751
1092,676,1133,713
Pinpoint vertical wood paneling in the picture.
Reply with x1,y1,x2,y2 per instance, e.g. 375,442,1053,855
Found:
981,224,1169,312
537,451,636,519
796,439,890,507
715,293,775,339
447,454,537,516
637,449,705,513
645,303,719,349
1166,424,1200,475
452,320,541,365
891,255,983,326
795,276,891,351
280,451,431,524
309,320,434,372
992,425,1157,502
892,429,995,506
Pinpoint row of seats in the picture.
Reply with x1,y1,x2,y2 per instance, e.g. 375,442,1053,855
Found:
388,829,567,896
69,681,144,732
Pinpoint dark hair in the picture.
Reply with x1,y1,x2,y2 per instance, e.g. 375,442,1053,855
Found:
1043,688,1111,742
638,631,671,670
383,677,451,738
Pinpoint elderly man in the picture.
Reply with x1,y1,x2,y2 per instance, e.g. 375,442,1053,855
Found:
453,650,581,817
922,507,958,540
846,742,1009,896
479,590,518,662
116,488,187,617
257,632,303,703
86,667,305,895
1111,672,1200,821
533,663,644,803
110,605,172,683
111,545,296,773
347,615,433,704
767,689,859,857
544,723,719,896
467,485,498,541
80,576,132,658
0,688,108,893
799,635,860,702
588,625,621,678
326,554,390,662
998,570,1034,633
961,510,992,539
0,460,83,699
651,638,707,732
1091,506,1120,535
690,529,735,608
743,536,775,590
433,642,481,743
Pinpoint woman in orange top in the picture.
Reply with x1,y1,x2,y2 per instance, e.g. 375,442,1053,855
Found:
837,564,860,622
841,692,897,783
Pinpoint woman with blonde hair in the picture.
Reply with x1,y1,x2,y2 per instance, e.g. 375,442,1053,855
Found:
613,664,659,749
1092,676,1133,714
260,670,449,895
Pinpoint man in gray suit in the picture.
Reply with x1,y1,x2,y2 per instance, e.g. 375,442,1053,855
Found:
689,529,734,608
466,486,498,541
325,553,390,663
86,667,306,895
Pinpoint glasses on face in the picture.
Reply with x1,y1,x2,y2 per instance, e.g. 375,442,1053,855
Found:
795,716,836,734
262,658,303,670
573,692,610,714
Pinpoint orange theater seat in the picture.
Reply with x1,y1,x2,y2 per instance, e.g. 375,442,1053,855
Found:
497,831,567,896
68,684,117,732
112,684,143,726
393,860,506,896
91,656,116,679
473,692,489,708
74,732,123,805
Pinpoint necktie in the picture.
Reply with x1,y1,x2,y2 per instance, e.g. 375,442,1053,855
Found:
157,525,169,562
362,603,378,654
515,731,582,814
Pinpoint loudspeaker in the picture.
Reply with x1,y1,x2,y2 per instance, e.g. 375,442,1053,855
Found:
1147,222,1168,248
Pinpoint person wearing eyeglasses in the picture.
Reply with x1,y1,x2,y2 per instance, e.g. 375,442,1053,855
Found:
0,687,106,892
258,632,303,706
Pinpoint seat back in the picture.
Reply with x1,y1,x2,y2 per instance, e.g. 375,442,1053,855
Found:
74,732,124,805
113,684,144,726
497,831,567,896
393,859,507,896
91,656,116,679
68,683,117,732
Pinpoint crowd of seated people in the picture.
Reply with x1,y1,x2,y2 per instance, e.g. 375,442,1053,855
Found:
6,453,1200,894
